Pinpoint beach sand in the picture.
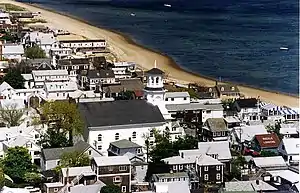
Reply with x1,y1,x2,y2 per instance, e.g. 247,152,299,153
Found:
4,0,299,107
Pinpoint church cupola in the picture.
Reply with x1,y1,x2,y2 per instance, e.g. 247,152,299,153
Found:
144,60,166,105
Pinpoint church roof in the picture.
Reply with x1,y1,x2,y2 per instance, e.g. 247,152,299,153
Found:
146,68,164,75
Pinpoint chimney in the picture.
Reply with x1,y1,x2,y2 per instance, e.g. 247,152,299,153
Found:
0,41,2,61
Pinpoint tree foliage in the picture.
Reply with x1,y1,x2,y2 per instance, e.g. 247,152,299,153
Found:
229,155,247,180
24,172,41,186
39,101,84,145
24,45,46,59
149,130,198,163
266,123,283,140
1,70,25,89
2,147,36,184
38,128,70,148
0,104,24,127
55,151,90,173
100,185,121,193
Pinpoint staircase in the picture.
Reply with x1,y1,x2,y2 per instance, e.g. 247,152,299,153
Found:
57,173,84,193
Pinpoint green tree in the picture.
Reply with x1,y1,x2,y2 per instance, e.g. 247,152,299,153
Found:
55,151,90,173
38,128,70,148
266,123,283,140
2,147,36,183
1,70,25,89
39,101,84,145
0,104,24,127
24,172,41,186
229,155,247,180
100,185,121,193
24,45,46,59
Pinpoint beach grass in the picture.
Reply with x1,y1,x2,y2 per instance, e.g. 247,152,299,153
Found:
21,18,47,24
0,3,27,11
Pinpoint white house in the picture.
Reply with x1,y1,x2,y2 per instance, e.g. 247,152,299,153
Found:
44,81,78,100
112,62,135,79
59,39,106,51
164,92,190,105
1,43,24,62
278,138,299,165
22,31,56,56
78,100,166,156
233,98,260,122
280,122,299,138
0,122,45,164
0,12,12,24
31,70,69,88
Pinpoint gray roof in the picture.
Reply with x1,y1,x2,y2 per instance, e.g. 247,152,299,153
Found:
78,100,165,128
154,172,188,179
165,103,223,111
147,68,164,75
70,184,104,193
206,118,228,132
165,92,190,98
111,139,141,149
42,140,90,161
225,180,277,192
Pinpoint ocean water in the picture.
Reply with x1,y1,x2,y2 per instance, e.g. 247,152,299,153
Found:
19,0,299,94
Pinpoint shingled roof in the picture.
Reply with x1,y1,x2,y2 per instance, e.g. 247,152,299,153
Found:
41,140,90,161
78,100,165,128
111,139,141,149
146,68,164,75
206,118,228,132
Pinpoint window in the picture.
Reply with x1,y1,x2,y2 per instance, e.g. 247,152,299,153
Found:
108,166,113,171
57,161,60,165
57,93,59,97
149,130,154,138
216,173,221,180
204,166,208,171
172,127,176,131
184,97,187,100
132,131,136,139
115,133,119,140
216,166,220,171
179,165,183,170
217,132,221,136
206,110,211,114
173,165,177,170
54,188,58,192
88,150,91,155
98,145,102,150
204,174,209,181
149,141,154,146
137,148,142,154
98,134,102,141
165,98,168,101
282,145,285,150
171,98,174,101
119,166,127,171
121,186,126,193
35,134,39,139
113,176,121,183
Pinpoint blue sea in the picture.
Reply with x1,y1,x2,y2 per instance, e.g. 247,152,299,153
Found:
19,0,299,94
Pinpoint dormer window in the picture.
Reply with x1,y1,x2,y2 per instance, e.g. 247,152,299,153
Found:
209,88,212,92
231,86,235,91
221,87,224,91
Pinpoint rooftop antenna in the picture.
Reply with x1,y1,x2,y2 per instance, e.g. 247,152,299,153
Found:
154,60,157,68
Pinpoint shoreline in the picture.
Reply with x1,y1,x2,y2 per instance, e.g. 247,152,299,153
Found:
5,0,299,107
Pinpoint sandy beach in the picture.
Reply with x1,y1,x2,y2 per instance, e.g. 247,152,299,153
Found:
2,0,299,107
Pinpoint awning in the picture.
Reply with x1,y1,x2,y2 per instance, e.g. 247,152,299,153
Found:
279,109,299,115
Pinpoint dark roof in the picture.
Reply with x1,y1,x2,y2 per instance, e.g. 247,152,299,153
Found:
25,58,51,66
111,139,141,149
216,84,240,93
59,39,105,43
58,58,90,66
78,100,165,127
235,98,258,108
87,69,115,79
255,133,280,148
42,140,90,161
107,78,143,93
146,68,164,75
144,87,165,91
206,118,228,132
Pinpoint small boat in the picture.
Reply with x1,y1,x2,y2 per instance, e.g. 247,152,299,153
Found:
164,4,172,7
130,13,136,16
280,47,288,50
